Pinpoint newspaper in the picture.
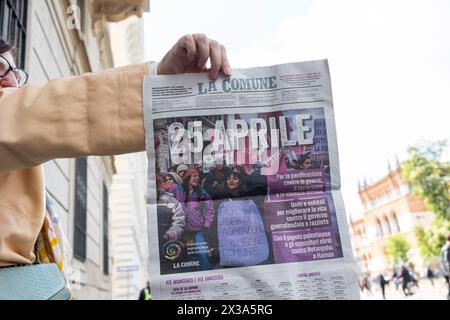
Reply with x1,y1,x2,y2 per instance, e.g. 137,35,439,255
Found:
143,60,360,300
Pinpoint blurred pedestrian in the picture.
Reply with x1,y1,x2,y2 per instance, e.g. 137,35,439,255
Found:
408,262,419,289
362,274,372,294
378,273,388,299
440,232,450,299
426,266,435,286
392,268,400,291
400,265,414,296
138,281,152,300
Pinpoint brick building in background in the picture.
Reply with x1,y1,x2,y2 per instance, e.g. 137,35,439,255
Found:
350,159,435,276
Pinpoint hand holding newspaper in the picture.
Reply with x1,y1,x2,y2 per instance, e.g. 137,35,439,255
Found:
143,60,359,300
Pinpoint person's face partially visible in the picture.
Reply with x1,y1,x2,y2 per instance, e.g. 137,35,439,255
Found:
0,51,18,88
189,172,200,187
165,176,174,184
303,159,312,169
226,173,240,191
178,170,186,178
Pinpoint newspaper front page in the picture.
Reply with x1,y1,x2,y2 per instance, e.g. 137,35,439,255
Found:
143,60,360,300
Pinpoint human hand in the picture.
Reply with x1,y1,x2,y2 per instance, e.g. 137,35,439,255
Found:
157,34,231,80
164,232,177,241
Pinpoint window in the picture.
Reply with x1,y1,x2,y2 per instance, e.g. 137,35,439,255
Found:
103,183,109,275
384,215,392,235
392,212,401,233
75,0,85,33
74,157,88,261
376,217,384,238
0,0,28,68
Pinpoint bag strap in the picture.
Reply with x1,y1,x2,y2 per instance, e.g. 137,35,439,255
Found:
33,239,40,264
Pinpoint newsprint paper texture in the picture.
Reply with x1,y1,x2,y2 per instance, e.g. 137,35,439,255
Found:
143,60,360,300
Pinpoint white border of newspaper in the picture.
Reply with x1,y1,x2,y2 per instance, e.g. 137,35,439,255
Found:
143,60,360,300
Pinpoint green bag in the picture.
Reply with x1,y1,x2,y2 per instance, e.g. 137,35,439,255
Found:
0,263,71,300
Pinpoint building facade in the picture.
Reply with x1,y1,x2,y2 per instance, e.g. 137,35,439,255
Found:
109,14,149,300
1,0,148,299
350,160,435,276
110,153,149,299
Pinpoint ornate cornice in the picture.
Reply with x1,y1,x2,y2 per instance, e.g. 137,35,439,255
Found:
91,0,149,23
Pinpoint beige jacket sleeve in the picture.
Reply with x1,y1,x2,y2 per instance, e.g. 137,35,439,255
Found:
0,62,149,173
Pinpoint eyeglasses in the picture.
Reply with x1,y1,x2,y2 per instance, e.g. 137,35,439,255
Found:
0,55,29,87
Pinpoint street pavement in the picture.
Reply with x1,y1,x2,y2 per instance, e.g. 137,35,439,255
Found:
359,278,449,300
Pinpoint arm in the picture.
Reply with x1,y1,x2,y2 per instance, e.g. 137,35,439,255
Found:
0,63,148,172
165,200,186,240
0,34,230,173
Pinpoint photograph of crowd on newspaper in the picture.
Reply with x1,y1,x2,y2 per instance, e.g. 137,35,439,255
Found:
153,107,343,275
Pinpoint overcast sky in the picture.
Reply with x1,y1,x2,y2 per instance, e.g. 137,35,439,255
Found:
144,0,450,218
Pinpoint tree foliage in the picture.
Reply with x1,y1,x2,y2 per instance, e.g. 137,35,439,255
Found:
402,139,450,259
401,140,450,221
385,235,410,264
414,219,450,261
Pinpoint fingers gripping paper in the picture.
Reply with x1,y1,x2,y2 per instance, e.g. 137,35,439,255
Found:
143,60,360,300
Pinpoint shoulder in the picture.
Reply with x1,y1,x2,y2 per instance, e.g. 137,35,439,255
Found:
198,188,211,197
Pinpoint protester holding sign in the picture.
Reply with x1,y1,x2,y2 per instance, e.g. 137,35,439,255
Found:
217,167,270,267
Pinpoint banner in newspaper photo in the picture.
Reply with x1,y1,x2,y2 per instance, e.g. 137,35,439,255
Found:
143,60,360,300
